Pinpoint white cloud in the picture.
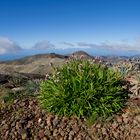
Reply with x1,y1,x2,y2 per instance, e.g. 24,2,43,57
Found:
56,42,91,50
57,42,92,50
33,40,140,52
77,42,97,48
135,38,140,46
33,41,91,50
77,41,140,52
100,41,140,52
60,42,75,47
0,37,22,54
33,40,55,50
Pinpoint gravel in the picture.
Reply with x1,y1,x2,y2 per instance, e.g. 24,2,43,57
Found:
0,97,140,140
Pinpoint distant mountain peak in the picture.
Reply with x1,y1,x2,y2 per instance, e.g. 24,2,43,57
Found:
71,50,90,56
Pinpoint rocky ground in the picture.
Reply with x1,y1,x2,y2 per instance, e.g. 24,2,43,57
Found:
0,97,140,140
1,52,140,140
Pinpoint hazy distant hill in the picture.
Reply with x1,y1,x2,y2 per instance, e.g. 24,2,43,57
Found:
0,53,69,75
0,50,133,75
70,50,91,56
0,53,68,65
0,51,95,75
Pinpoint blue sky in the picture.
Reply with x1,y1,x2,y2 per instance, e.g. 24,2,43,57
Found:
0,0,140,57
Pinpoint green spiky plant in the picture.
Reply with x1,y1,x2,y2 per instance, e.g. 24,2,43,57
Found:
38,59,128,122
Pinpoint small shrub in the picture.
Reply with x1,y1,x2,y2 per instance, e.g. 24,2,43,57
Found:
3,79,41,103
112,61,134,77
3,92,18,102
23,80,41,95
8,76,26,88
134,72,140,83
38,59,128,121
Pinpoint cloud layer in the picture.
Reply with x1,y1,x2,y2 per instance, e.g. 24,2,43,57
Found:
31,39,140,53
1,36,140,56
60,42,75,47
77,41,140,52
33,41,55,50
0,37,22,54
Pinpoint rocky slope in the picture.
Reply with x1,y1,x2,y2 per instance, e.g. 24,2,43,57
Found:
1,51,140,139
0,51,94,75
